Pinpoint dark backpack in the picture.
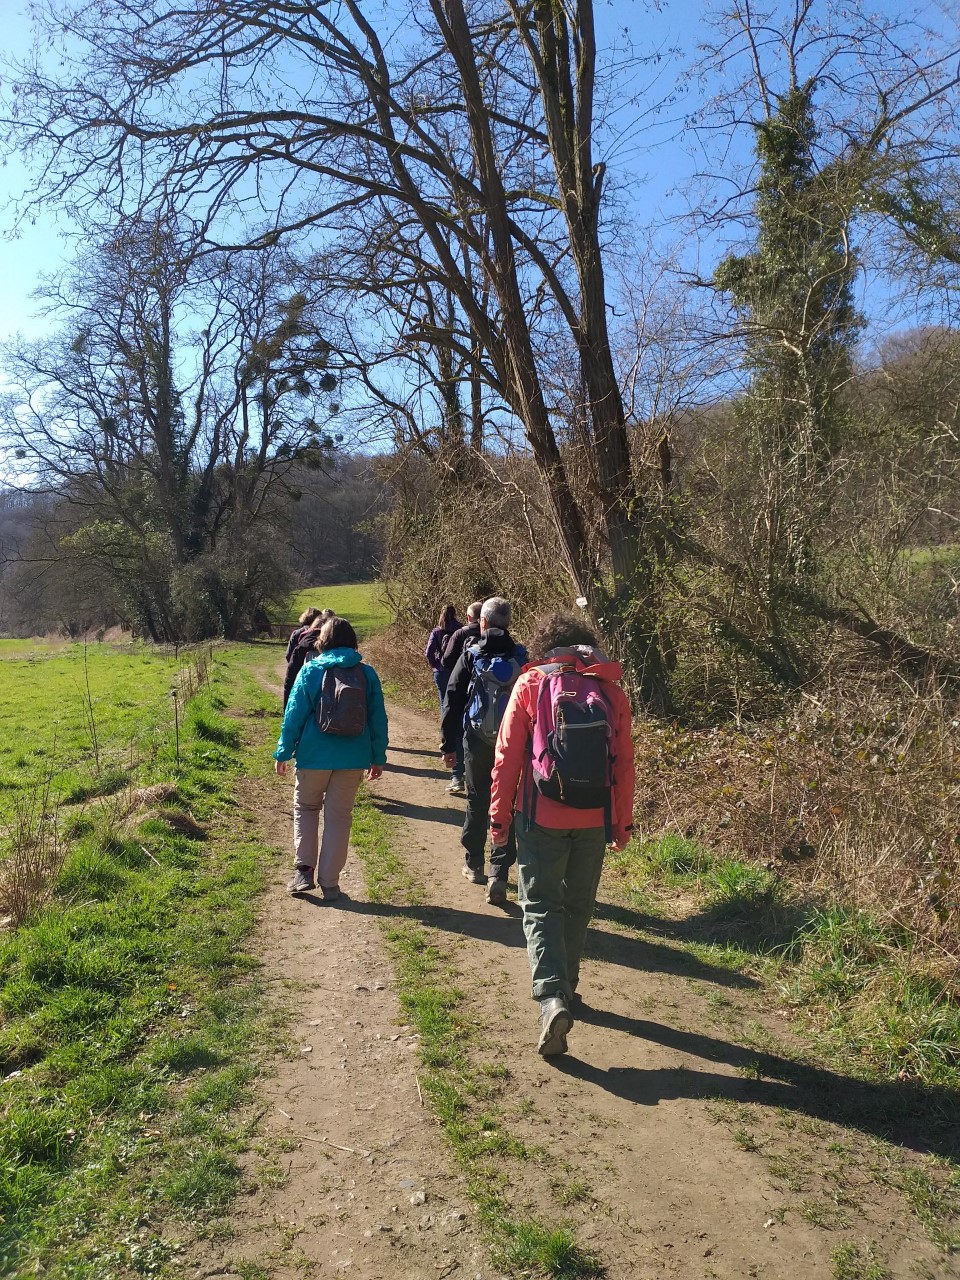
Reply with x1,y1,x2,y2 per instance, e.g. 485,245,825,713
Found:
315,664,368,736
523,664,614,835
464,644,525,745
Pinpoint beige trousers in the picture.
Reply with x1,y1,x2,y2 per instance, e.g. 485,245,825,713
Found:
293,768,364,889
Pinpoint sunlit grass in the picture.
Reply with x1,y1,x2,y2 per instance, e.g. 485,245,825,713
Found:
280,582,390,639
0,647,280,1277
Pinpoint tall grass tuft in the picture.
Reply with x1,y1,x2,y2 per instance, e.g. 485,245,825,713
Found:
0,780,64,928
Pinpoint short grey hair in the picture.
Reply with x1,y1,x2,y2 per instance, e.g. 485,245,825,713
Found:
481,596,511,628
467,600,483,621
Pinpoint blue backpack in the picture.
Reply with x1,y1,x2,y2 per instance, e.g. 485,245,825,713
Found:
464,644,526,745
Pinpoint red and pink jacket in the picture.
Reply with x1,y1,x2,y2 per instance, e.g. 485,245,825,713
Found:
489,648,635,845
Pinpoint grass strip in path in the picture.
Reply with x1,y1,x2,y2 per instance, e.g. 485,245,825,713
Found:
350,791,604,1279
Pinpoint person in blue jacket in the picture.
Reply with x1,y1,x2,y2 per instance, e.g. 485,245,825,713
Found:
274,616,388,899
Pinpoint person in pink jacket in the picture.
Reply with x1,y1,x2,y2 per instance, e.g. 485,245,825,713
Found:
489,613,635,1057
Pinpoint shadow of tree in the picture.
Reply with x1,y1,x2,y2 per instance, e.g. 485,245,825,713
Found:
554,1008,960,1162
334,895,758,988
594,891,814,957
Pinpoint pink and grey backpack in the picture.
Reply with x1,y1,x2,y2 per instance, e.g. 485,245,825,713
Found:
522,663,615,837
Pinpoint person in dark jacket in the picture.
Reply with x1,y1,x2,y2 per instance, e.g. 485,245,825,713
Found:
441,596,525,903
283,608,334,708
285,607,322,663
441,600,482,673
425,603,465,792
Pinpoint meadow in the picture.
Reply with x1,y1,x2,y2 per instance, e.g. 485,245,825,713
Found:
0,642,199,826
0,642,280,1278
281,581,390,640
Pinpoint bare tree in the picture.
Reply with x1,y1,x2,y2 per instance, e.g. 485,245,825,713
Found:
1,220,338,638
5,0,674,708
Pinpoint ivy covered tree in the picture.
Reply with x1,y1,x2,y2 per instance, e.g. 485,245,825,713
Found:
713,83,862,677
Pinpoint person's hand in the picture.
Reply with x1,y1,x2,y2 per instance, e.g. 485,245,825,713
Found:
274,759,288,776
490,829,509,848
608,836,628,852
368,765,384,781
442,752,457,769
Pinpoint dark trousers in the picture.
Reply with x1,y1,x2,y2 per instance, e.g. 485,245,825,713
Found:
517,824,606,1001
433,670,464,780
462,731,516,879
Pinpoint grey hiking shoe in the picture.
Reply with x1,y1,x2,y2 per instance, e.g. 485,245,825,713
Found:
537,997,573,1057
447,778,467,797
461,863,487,885
287,866,316,895
485,877,508,906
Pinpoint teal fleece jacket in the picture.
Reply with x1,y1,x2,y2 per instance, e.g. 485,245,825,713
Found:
274,648,389,770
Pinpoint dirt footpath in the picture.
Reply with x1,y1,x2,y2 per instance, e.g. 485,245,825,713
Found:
196,684,956,1280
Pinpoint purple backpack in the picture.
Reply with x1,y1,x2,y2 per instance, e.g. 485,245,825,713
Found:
523,664,614,834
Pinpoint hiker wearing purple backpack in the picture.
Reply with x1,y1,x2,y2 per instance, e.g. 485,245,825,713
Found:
441,596,526,902
275,616,388,900
489,613,634,1057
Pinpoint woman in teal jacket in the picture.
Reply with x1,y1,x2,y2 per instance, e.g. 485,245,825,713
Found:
274,616,388,899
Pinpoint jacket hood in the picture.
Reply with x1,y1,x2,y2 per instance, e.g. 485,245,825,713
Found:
470,628,521,658
536,645,622,682
310,646,363,669
295,630,321,656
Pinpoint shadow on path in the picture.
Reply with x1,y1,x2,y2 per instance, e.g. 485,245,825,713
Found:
323,893,760,988
373,797,465,827
386,762,449,781
554,1010,960,1162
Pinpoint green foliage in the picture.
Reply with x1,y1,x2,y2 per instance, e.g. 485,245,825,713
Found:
781,906,960,1086
186,694,242,747
706,859,783,913
716,85,861,459
638,832,714,883
713,82,864,670
0,641,182,829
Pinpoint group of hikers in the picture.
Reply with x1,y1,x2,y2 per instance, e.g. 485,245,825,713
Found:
273,598,634,1058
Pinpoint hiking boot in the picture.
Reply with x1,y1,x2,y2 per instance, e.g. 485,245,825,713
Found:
461,863,487,885
485,877,508,906
537,997,573,1057
320,884,341,902
447,777,467,797
287,866,316,895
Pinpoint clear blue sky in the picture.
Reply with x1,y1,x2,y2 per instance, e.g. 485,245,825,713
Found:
0,0,711,343
0,0,955,344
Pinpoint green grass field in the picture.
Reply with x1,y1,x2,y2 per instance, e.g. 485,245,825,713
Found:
282,581,391,639
0,642,195,825
0,637,67,656
0,644,281,1278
